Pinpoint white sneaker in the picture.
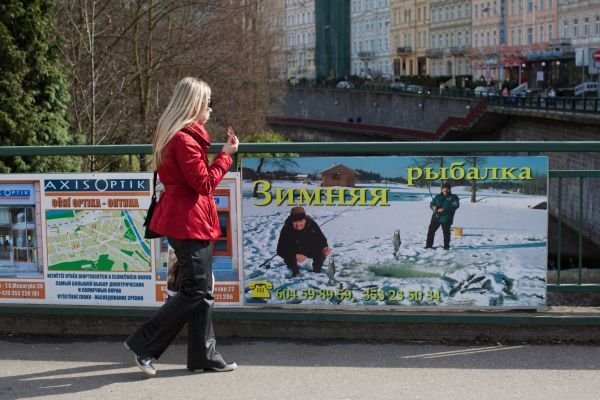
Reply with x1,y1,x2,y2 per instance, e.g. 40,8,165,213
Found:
134,354,157,376
125,341,156,376
208,362,237,372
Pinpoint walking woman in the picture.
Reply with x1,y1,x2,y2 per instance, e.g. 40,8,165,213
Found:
125,77,239,376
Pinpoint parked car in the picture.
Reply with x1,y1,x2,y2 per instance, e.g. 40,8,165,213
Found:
405,84,424,94
474,86,497,97
390,81,407,91
336,80,355,89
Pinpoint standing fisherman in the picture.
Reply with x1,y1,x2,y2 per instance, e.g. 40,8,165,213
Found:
425,183,460,250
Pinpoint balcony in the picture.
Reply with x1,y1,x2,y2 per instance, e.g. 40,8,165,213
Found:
450,46,466,56
358,51,375,60
466,47,482,57
482,45,500,56
425,48,443,58
550,38,572,47
396,46,413,55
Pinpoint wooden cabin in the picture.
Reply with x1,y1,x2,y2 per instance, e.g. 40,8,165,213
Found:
320,164,359,187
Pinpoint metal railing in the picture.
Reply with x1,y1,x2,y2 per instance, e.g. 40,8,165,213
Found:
1,141,599,294
289,84,600,114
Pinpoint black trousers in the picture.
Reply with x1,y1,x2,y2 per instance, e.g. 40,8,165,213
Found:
125,238,226,370
425,215,451,249
283,252,326,273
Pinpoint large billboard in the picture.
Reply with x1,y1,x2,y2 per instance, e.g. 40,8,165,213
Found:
242,156,548,308
0,173,243,307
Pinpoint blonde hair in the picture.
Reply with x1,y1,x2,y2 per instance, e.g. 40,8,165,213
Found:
152,77,211,169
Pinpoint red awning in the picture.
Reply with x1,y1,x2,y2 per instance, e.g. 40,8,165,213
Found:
502,57,524,67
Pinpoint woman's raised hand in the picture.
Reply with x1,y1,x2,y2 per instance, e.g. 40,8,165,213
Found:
222,126,239,155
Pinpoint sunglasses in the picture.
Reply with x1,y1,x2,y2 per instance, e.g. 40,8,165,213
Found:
208,98,213,109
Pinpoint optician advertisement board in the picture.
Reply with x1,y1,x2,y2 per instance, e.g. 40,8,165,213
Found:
0,173,243,307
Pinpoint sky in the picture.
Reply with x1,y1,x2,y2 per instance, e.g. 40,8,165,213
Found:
242,156,548,180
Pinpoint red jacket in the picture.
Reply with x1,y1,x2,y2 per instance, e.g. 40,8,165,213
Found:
149,122,232,240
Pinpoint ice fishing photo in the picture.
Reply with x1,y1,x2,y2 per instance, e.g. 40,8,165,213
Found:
242,156,548,308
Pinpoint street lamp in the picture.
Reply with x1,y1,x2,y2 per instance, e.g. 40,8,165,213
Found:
324,25,338,79
541,61,547,89
519,62,526,85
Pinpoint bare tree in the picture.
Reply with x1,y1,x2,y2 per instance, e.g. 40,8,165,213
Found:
56,0,280,171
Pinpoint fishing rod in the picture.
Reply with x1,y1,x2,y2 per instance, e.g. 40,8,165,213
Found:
427,181,440,220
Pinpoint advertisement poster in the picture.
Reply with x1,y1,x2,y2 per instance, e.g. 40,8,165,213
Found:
242,156,548,308
0,172,243,307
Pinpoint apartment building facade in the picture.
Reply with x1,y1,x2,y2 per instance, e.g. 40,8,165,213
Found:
285,0,316,79
390,0,430,77
428,0,472,79
275,0,600,88
351,0,392,78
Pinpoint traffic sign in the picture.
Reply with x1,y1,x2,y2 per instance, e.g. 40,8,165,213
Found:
588,48,600,74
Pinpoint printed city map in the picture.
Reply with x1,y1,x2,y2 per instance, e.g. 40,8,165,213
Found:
46,209,151,272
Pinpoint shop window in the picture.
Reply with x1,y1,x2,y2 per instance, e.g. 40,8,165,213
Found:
0,228,10,260
12,228,36,263
11,207,34,224
212,190,231,256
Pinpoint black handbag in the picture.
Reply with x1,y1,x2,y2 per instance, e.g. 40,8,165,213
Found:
144,171,161,239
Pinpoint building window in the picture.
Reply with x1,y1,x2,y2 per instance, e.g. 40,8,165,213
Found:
573,18,578,37
527,0,533,12
540,25,544,42
596,16,600,36
527,27,533,44
562,20,568,38
585,17,589,36
548,24,553,40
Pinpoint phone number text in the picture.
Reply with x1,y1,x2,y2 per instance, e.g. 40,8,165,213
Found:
274,288,442,303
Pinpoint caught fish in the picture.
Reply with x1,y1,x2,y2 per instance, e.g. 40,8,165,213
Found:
465,275,486,288
449,282,464,297
501,276,514,295
393,229,402,258
327,258,336,285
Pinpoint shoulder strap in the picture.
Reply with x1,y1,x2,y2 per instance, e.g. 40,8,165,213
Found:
151,171,157,200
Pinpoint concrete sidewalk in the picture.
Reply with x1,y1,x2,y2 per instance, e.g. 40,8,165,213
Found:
1,335,599,400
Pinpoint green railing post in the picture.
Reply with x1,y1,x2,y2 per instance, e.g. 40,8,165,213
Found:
557,177,562,285
579,177,584,285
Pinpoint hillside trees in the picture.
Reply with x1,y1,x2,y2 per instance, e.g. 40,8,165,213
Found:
55,0,279,171
0,0,82,172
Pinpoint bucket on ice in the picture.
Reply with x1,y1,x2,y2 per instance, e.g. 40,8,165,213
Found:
453,227,463,237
